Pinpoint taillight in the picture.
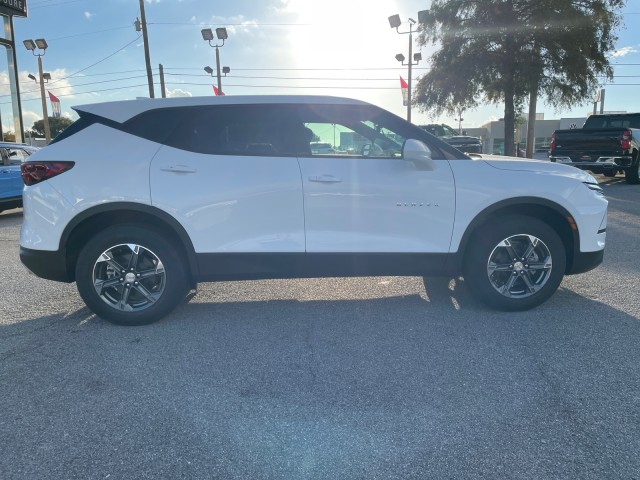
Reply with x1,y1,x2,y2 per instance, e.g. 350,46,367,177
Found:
621,129,632,150
549,132,556,153
21,161,75,186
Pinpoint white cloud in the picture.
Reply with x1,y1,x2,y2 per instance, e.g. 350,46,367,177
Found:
84,11,95,19
610,46,638,58
166,88,192,98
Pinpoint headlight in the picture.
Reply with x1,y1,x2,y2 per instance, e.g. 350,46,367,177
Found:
584,182,605,196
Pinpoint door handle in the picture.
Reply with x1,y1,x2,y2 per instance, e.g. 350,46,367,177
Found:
309,175,342,183
161,165,197,174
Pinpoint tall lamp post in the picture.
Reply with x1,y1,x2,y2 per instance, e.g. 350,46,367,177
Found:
389,15,421,123
204,64,231,95
23,38,51,143
201,27,228,96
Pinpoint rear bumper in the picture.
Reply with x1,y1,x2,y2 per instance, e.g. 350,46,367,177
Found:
549,156,633,169
20,246,73,282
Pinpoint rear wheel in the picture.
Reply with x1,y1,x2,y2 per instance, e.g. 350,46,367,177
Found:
75,224,189,325
625,152,640,184
464,216,566,311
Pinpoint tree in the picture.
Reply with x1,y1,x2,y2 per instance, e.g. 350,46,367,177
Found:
414,0,625,156
30,117,74,138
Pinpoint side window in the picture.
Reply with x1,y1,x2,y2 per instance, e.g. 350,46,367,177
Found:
3,148,28,165
442,125,457,136
125,108,191,145
299,104,407,159
166,104,300,156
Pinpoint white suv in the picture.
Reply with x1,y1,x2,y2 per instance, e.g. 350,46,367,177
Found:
19,95,607,325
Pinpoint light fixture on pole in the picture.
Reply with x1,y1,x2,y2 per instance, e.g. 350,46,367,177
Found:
389,14,422,123
23,37,51,143
201,27,229,96
455,109,464,135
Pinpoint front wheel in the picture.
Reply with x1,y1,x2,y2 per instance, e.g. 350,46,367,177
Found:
75,224,189,325
464,216,566,311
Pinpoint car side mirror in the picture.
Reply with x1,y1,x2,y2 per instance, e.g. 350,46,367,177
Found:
403,139,434,170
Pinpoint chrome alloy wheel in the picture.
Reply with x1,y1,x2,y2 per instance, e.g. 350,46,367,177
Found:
92,243,166,312
486,234,553,299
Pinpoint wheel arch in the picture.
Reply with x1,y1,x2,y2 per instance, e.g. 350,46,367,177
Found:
60,202,198,284
455,197,579,275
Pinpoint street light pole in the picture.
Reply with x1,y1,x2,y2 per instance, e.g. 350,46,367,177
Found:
201,27,228,96
407,23,413,123
23,38,51,143
215,45,222,95
389,15,421,123
36,55,50,142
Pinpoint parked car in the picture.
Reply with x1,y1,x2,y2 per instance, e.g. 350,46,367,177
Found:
419,123,483,153
549,112,640,184
19,95,607,325
0,143,38,213
310,142,335,154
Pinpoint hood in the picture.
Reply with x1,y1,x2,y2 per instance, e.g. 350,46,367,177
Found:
475,154,598,183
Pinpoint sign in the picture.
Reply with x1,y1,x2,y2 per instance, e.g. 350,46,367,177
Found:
0,0,27,17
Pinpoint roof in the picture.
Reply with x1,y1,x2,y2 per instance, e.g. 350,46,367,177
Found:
73,95,372,124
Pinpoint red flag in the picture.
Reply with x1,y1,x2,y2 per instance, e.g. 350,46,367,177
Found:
399,76,408,106
212,85,225,96
48,90,61,118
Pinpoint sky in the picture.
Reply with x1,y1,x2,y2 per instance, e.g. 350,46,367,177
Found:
2,0,640,135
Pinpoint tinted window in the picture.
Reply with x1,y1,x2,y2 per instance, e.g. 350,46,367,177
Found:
49,116,96,145
584,115,640,129
162,104,303,156
122,102,466,160
296,104,462,160
124,108,190,145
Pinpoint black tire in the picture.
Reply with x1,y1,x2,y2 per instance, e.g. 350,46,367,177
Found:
463,215,566,311
624,153,640,184
603,170,617,178
75,224,189,325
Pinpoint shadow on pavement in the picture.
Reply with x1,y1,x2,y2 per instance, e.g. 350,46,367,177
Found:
1,281,639,479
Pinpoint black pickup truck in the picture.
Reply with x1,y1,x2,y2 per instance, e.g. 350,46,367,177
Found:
549,113,640,184
420,124,483,153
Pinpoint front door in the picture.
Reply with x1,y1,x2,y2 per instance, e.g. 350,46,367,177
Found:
295,104,456,255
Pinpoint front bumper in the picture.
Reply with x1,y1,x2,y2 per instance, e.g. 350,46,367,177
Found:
568,249,604,275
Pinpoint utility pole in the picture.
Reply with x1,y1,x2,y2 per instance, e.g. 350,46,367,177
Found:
159,64,166,98
138,0,154,98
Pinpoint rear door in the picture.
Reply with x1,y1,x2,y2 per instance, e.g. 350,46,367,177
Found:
149,104,305,254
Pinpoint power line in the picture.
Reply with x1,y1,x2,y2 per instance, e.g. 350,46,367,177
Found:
29,0,91,9
165,72,426,81
148,22,312,26
48,36,142,85
49,26,132,42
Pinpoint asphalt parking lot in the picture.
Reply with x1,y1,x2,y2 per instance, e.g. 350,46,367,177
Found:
1,175,639,479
